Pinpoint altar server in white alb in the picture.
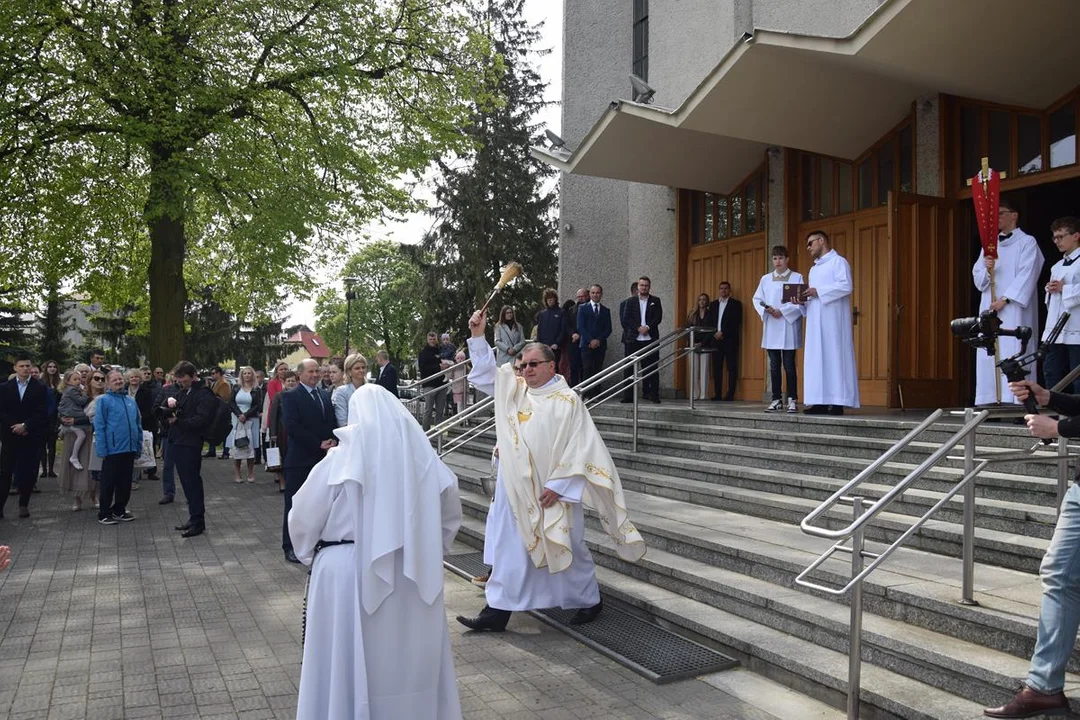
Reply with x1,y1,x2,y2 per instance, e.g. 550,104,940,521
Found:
1041,217,1080,394
457,309,645,632
752,245,806,413
800,230,859,415
290,383,463,720
972,200,1044,406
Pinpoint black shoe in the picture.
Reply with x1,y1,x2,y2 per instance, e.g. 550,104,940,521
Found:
456,605,510,632
39,471,48,479
175,522,192,531
201,452,215,458
650,396,661,404
568,601,603,625
803,404,829,415
47,471,57,478
181,525,205,538
112,511,135,522
158,496,174,505
828,405,845,416
284,549,300,564
31,485,41,493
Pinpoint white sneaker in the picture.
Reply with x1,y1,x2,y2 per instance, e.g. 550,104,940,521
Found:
787,398,798,413
69,457,83,471
765,399,783,413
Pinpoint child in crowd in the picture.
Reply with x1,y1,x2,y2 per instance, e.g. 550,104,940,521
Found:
58,370,89,470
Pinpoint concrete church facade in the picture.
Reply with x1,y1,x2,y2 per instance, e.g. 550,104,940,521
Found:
539,0,1080,407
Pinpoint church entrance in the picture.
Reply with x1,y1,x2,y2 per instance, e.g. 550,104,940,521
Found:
959,175,1080,397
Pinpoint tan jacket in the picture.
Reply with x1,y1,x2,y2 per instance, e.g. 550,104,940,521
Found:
212,378,231,401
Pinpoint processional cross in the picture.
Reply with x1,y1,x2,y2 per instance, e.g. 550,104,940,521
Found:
967,157,1008,403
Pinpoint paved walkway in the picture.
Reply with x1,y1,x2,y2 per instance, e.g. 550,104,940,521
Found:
0,459,842,720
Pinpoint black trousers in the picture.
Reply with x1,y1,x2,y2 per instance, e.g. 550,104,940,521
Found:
41,422,59,474
581,346,606,398
99,452,136,520
283,464,316,551
767,349,798,401
712,339,739,400
569,345,583,386
173,444,205,527
626,339,660,400
0,436,42,513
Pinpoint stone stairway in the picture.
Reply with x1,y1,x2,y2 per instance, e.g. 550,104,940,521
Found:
440,401,1080,720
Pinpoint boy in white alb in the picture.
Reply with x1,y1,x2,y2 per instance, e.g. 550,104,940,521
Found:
1043,217,1080,394
752,246,805,412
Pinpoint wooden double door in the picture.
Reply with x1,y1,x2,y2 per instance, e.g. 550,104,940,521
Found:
681,193,964,407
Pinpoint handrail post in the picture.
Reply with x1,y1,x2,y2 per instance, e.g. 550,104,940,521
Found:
632,357,640,453
847,496,866,720
1058,436,1070,515
961,408,978,606
689,328,696,411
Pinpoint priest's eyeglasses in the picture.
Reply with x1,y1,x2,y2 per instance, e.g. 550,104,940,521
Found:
518,360,553,370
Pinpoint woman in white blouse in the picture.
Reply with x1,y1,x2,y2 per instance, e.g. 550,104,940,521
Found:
226,367,263,483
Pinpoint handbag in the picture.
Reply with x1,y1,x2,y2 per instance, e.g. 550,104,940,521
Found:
264,435,282,470
133,431,156,468
232,418,251,449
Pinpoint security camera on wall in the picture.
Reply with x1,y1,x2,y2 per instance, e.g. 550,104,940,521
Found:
629,74,655,104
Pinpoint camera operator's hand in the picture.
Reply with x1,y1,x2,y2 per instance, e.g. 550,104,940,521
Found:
984,256,996,271
1009,380,1049,407
1025,414,1059,439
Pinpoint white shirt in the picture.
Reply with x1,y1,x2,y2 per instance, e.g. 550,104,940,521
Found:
16,377,28,400
714,299,728,330
1044,246,1080,344
637,297,650,341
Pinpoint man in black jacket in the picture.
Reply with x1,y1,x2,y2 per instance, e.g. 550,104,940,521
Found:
985,379,1080,718
620,277,663,403
0,352,48,519
374,350,399,398
618,282,639,402
418,331,449,431
709,281,744,401
162,362,218,537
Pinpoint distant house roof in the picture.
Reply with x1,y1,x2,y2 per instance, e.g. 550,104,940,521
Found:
284,330,331,359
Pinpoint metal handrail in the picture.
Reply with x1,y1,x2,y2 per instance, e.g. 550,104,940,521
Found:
425,327,700,456
399,356,472,393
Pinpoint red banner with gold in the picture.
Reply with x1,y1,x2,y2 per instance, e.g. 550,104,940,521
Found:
971,168,1001,260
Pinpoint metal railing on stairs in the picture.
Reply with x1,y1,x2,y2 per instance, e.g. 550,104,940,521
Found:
795,365,1080,720
425,326,705,455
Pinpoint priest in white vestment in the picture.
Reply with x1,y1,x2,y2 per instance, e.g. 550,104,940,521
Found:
801,231,860,414
752,245,806,413
457,310,646,632
290,384,463,720
972,201,1045,406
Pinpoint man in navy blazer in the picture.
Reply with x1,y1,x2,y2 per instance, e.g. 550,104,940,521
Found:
577,284,612,399
0,352,48,518
374,350,399,398
620,276,664,403
280,358,338,563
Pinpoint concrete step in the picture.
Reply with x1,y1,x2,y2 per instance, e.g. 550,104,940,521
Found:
450,486,1069,719
449,435,1051,573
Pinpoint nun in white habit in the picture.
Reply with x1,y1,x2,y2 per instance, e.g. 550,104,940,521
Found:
290,383,463,720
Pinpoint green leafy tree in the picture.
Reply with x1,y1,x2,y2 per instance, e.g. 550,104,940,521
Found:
0,0,496,367
0,287,33,353
419,0,558,338
36,282,69,368
315,240,425,366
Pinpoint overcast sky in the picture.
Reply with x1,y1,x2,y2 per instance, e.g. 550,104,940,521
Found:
286,0,564,330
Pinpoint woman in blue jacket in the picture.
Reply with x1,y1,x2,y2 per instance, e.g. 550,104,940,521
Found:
94,370,142,526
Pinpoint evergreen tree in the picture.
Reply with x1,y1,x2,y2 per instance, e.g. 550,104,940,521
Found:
0,286,33,354
36,282,69,367
420,0,558,338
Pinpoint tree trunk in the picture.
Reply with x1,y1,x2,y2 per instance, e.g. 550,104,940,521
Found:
146,157,188,370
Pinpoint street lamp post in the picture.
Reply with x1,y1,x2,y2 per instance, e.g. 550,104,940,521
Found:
343,277,359,356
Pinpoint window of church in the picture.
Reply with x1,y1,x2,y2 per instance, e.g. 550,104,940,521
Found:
746,181,759,233
876,138,896,206
716,196,729,239
704,193,714,243
857,158,873,210
987,110,1010,176
899,124,913,193
837,163,853,214
960,105,981,182
1049,100,1077,169
1017,114,1043,175
685,164,765,243
818,159,834,218
632,0,649,82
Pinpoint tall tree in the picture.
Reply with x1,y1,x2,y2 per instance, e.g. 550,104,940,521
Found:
314,240,425,367
420,0,558,337
36,282,69,367
0,0,494,366
0,287,33,352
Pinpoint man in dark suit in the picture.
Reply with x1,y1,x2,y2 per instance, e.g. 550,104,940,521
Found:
374,350,399,398
163,361,218,536
618,281,640,403
710,281,743,401
0,352,48,518
280,358,338,563
567,288,587,386
576,284,612,399
621,276,663,403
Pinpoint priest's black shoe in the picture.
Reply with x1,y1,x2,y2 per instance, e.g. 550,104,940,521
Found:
456,605,510,632
828,405,845,416
284,549,301,564
803,404,829,415
568,601,603,625
983,685,1069,718
175,522,191,531
180,525,204,538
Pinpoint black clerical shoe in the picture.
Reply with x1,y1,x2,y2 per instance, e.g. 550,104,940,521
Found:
803,405,829,415
568,601,603,626
828,405,845,416
181,525,205,538
284,549,301,564
983,685,1069,717
457,605,510,632
175,522,191,531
